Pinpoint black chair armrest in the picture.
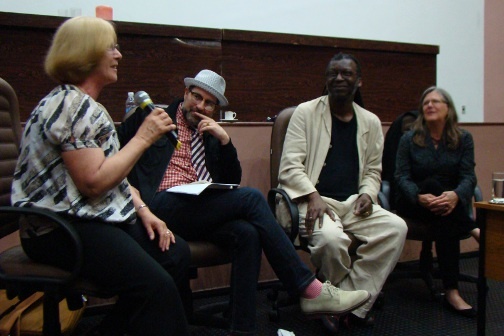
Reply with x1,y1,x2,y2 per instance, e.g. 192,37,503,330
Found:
0,206,83,286
468,185,483,219
267,188,300,243
379,181,391,211
474,185,483,202
378,190,391,211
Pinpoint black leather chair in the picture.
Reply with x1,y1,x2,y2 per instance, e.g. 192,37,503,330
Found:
0,77,117,336
266,107,303,321
186,241,231,329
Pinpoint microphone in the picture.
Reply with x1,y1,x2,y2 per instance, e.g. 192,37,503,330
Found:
134,91,181,150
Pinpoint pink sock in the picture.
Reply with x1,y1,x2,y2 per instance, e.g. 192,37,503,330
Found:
301,279,323,299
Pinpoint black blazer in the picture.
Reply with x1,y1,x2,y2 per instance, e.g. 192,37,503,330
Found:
117,99,242,205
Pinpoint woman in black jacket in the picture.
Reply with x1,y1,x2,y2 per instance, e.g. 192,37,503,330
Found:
395,86,480,318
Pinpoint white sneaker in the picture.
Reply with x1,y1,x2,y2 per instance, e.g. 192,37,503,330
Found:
300,281,370,317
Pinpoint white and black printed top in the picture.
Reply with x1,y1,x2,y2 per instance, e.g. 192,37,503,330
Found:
11,85,136,238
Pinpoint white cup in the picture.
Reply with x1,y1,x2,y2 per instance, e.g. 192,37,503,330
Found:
223,111,237,120
492,172,504,203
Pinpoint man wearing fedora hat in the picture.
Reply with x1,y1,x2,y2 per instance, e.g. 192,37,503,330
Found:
118,69,370,335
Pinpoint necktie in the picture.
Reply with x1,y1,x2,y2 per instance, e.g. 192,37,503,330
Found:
191,129,212,182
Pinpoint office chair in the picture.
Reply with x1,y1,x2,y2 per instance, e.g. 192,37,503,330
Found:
186,241,231,329
0,77,118,336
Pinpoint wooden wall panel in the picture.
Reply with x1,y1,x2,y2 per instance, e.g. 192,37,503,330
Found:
112,34,222,112
222,41,334,121
0,12,438,124
0,26,54,122
0,12,222,123
222,29,437,121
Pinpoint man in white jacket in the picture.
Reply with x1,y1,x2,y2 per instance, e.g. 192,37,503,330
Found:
277,53,407,326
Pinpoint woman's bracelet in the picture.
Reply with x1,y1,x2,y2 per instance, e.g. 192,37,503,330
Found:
136,204,148,211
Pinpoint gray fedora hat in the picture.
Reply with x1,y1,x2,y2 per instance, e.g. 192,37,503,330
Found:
184,69,229,106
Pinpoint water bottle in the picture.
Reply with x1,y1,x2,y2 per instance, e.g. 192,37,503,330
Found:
125,92,136,114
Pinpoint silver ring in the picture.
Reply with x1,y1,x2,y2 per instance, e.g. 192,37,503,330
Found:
165,230,170,236
363,211,370,217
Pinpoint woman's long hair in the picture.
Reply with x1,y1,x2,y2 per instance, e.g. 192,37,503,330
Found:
412,86,462,149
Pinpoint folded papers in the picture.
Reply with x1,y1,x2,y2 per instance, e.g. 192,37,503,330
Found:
166,181,239,195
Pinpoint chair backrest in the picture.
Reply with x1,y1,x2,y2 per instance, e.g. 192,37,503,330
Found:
381,110,419,210
0,78,21,205
0,77,22,238
270,106,296,188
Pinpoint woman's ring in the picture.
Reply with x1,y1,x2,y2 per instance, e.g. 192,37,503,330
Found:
165,230,170,236
363,211,370,217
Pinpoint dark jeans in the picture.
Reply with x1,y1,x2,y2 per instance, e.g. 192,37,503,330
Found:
397,178,476,289
151,187,315,335
22,218,190,336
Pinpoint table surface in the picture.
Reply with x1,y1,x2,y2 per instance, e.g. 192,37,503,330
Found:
475,201,504,335
475,202,504,280
475,201,504,212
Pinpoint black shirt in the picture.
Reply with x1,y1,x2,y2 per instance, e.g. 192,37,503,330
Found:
316,115,359,201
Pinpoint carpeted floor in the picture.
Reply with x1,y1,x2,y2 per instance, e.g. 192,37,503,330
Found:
73,257,504,335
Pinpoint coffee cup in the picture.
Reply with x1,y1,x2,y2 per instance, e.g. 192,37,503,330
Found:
223,111,237,120
492,172,504,203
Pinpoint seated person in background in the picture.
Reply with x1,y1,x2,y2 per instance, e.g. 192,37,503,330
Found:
381,109,419,210
117,69,370,336
276,52,407,327
395,86,480,318
11,16,191,336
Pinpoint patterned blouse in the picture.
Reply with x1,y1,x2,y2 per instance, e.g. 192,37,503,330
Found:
11,85,135,238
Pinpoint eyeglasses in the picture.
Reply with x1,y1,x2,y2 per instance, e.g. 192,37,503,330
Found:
189,90,218,112
423,99,447,107
107,44,120,52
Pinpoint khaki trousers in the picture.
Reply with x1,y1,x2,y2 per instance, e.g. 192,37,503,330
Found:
298,196,407,318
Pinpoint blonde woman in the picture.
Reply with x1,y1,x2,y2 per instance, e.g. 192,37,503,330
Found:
12,17,190,335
